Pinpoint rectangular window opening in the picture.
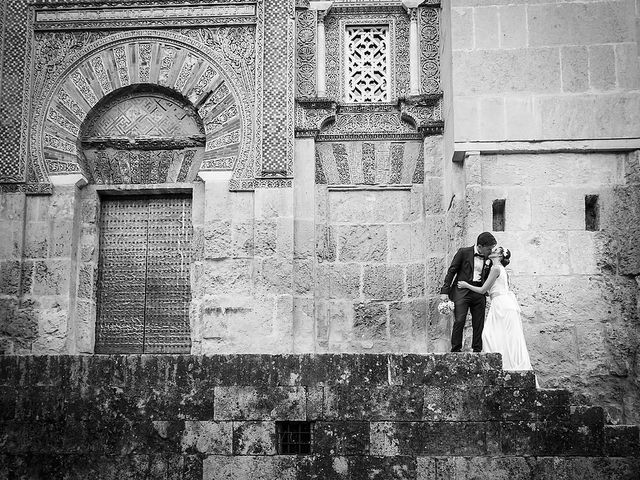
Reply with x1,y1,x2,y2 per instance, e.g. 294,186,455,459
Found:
492,199,506,232
345,25,390,102
276,421,313,455
585,194,599,231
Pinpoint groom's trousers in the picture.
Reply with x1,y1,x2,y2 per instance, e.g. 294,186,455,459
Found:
451,289,486,352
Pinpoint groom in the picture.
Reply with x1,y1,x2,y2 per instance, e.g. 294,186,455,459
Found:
440,232,497,352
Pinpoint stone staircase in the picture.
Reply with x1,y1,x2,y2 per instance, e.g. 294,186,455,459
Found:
0,354,638,479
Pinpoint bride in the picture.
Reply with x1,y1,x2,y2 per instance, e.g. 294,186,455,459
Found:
457,246,535,372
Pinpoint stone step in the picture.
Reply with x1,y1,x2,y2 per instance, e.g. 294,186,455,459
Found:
0,354,638,479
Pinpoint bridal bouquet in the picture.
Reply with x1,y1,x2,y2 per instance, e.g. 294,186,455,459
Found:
437,300,455,315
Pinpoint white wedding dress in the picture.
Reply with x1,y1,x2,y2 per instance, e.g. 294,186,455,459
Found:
483,265,534,371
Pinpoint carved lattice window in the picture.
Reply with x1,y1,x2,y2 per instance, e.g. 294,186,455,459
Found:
345,25,390,102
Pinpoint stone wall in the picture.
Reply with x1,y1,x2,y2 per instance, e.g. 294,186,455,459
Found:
462,150,640,424
0,181,83,355
0,354,638,479
449,0,640,142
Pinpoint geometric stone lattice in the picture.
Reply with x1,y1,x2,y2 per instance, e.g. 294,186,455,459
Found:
87,97,199,138
79,88,205,184
346,26,389,102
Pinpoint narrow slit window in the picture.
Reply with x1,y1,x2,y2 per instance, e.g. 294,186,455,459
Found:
276,421,312,455
492,199,506,232
585,194,599,231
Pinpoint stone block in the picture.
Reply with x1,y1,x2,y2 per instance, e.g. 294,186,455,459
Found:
604,425,640,457
317,263,361,299
75,300,95,354
363,265,404,300
423,135,443,178
254,188,293,220
0,261,20,296
314,300,353,349
504,96,538,140
293,259,313,295
51,220,73,258
329,190,412,223
46,187,76,221
561,46,589,92
214,386,306,421
315,224,336,263
388,224,412,263
276,217,293,256
434,456,536,480
453,96,480,141
423,178,443,215
423,385,495,421
424,215,447,254
474,6,499,50
389,300,426,346
370,421,487,455
293,219,314,260
203,221,232,259
196,259,253,297
232,421,277,455
338,225,387,263
405,264,425,298
425,256,446,294
530,187,585,230
254,220,277,257
616,42,640,89
528,2,636,47
352,301,387,343
451,8,473,51
255,256,292,294
589,44,616,91
499,5,527,49
292,298,315,353
77,264,94,300
324,386,424,421
0,225,18,260
181,421,232,454
452,49,561,95
24,222,48,258
203,456,298,480
313,421,370,455
32,260,70,296
0,193,25,221
479,97,506,140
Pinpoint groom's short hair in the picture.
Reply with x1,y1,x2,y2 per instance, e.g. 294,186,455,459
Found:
477,232,497,247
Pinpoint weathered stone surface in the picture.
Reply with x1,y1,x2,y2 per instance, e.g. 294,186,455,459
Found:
315,224,336,263
314,421,370,455
352,301,387,342
32,260,70,296
371,421,488,456
362,265,403,300
329,191,413,224
324,386,425,421
452,49,561,95
337,225,387,263
389,300,426,346
214,386,306,421
527,1,636,47
181,421,232,454
316,263,361,299
232,421,277,455
195,259,253,297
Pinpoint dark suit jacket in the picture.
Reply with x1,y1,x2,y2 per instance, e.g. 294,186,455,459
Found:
440,246,493,300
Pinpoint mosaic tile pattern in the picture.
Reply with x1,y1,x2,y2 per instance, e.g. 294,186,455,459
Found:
259,0,295,176
0,0,30,182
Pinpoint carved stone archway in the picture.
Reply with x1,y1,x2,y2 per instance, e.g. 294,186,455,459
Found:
31,31,252,183
78,85,205,184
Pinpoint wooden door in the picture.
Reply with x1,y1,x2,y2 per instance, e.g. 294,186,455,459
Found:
95,195,192,353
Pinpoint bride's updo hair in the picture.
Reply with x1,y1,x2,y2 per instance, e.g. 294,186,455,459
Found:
496,246,511,267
